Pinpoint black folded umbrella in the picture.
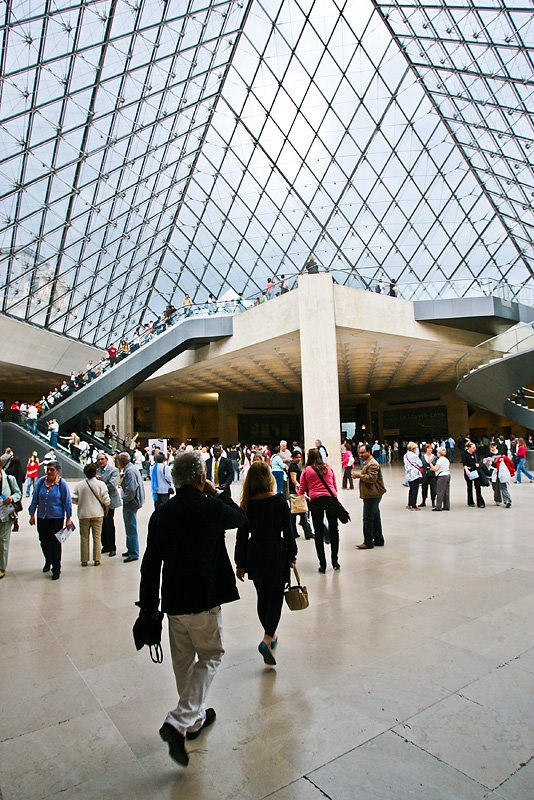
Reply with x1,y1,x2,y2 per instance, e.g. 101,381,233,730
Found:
133,609,164,663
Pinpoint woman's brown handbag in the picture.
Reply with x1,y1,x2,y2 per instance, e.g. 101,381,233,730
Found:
289,494,308,514
284,565,309,611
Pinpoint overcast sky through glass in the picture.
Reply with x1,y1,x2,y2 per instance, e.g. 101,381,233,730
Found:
0,0,532,346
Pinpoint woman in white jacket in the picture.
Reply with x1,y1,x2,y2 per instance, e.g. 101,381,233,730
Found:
403,442,423,510
72,463,110,566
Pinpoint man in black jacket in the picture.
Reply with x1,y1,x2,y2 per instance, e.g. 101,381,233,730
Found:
204,444,234,498
138,451,246,767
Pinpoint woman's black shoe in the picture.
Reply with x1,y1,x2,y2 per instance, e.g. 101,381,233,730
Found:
333,563,340,570
318,566,326,574
51,572,60,580
43,564,50,573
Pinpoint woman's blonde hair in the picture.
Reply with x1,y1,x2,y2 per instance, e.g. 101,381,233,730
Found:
437,446,447,456
240,461,275,511
407,441,418,452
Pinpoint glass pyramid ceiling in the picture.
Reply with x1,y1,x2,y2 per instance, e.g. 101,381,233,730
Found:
0,0,532,347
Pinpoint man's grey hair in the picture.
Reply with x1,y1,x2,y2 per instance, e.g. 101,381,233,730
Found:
172,451,205,488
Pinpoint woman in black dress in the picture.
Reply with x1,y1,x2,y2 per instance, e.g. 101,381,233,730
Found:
235,461,297,666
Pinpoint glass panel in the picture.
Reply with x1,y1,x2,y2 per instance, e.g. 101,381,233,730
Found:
0,0,532,342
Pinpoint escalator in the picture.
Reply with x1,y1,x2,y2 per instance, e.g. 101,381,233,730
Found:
39,314,233,430
0,421,84,479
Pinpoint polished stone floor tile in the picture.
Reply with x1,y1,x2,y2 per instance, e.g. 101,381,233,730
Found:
105,685,183,759
80,652,177,710
0,710,137,800
492,758,534,800
139,738,298,800
513,646,534,675
1,465,532,800
58,617,139,672
263,779,328,799
1,646,100,741
328,662,452,726
41,765,166,800
393,692,533,790
458,663,534,729
385,636,497,692
0,618,56,661
307,730,490,799
436,594,534,661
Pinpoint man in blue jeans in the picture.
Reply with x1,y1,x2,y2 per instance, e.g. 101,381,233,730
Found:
48,419,59,448
118,452,145,562
352,444,387,550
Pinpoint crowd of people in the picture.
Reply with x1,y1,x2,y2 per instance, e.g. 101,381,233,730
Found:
400,434,533,512
0,425,531,767
0,436,370,587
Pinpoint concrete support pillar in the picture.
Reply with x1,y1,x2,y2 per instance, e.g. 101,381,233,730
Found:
218,393,232,445
104,394,134,442
298,273,341,477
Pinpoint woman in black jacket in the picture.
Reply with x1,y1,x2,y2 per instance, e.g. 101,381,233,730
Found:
235,461,297,667
462,442,486,508
420,443,437,508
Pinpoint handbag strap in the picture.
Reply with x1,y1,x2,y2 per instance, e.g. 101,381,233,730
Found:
312,467,335,498
86,479,106,511
290,564,302,586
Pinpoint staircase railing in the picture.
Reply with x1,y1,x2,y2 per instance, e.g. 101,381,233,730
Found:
456,323,534,383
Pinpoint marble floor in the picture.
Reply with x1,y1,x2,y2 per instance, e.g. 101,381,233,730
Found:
1,464,533,800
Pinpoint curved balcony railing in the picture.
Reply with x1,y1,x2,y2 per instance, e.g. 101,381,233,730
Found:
456,322,534,384
456,323,534,419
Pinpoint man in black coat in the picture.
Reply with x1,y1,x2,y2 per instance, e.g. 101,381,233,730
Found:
138,451,246,767
204,444,234,498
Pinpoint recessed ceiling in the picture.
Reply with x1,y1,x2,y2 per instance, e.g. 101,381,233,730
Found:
137,328,469,398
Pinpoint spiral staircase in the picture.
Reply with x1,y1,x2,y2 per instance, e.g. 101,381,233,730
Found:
456,323,534,430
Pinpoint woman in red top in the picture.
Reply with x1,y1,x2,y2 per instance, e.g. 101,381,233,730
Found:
516,438,533,484
298,448,340,573
25,453,40,498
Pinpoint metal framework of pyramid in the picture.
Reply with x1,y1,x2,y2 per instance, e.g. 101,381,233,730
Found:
0,0,532,346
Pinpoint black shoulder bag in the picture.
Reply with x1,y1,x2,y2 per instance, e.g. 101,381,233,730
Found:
133,606,164,663
312,468,351,524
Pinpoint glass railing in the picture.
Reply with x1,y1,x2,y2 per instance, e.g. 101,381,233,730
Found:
456,322,534,383
327,270,533,305
393,279,534,305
